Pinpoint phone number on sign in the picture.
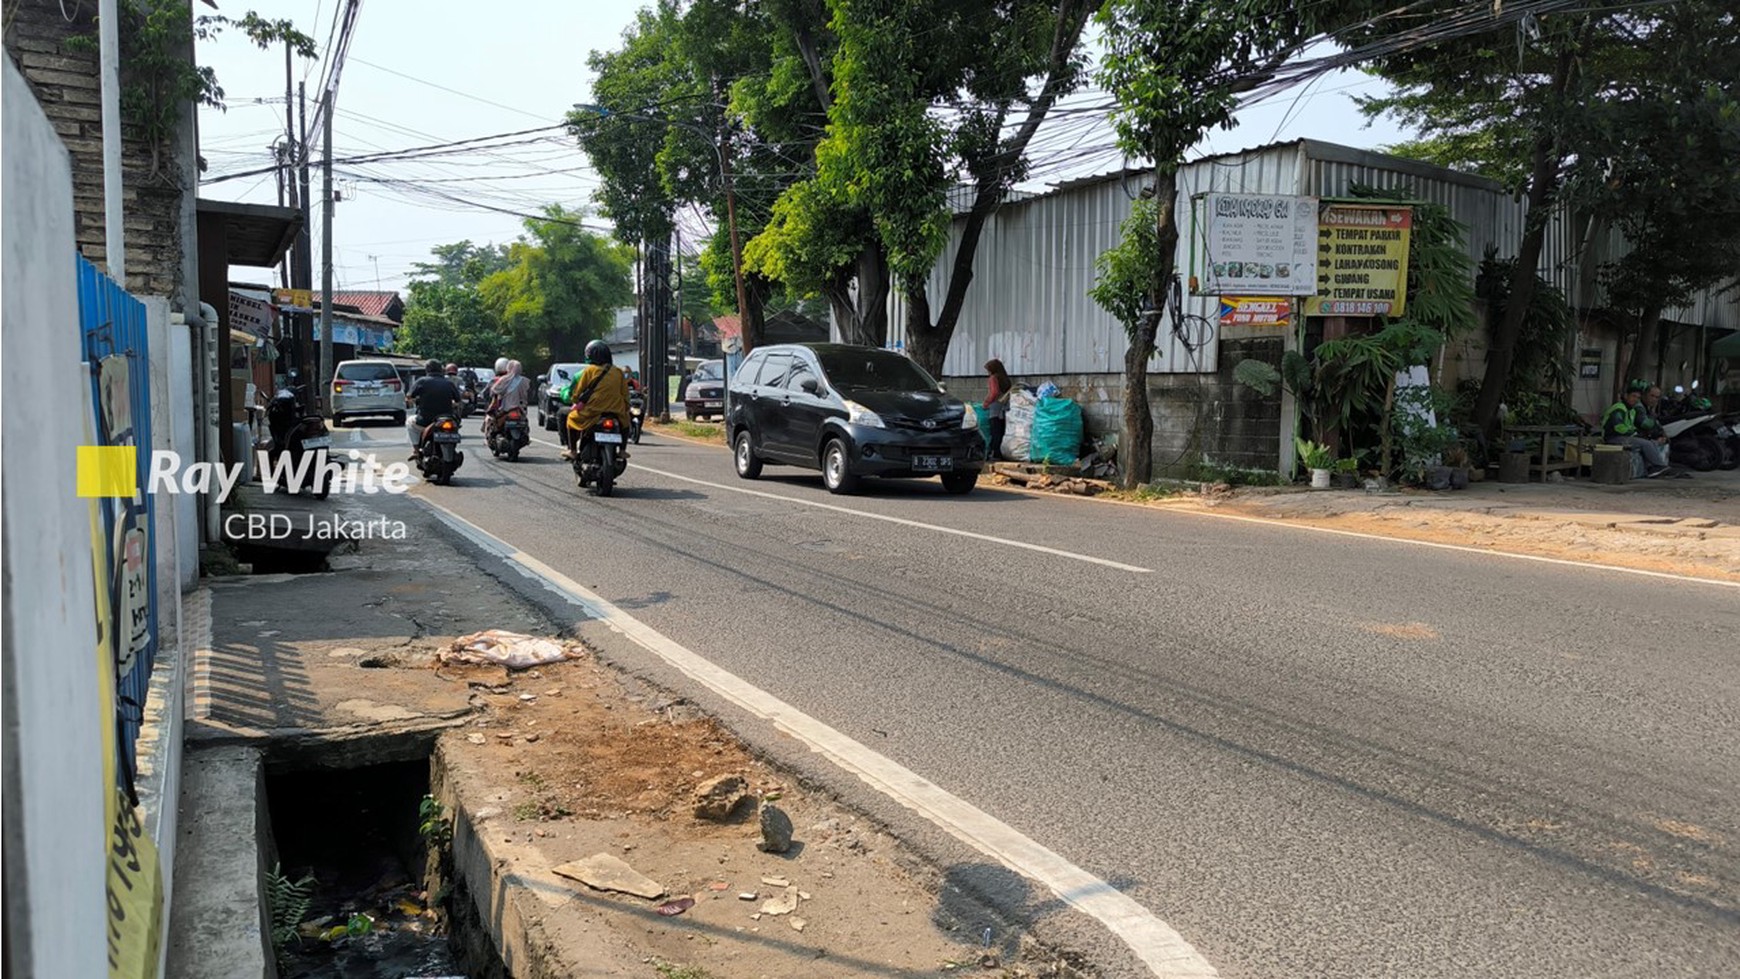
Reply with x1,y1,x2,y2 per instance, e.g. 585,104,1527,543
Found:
1316,300,1396,315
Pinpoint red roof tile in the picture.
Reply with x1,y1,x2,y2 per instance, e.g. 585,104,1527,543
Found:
331,290,403,321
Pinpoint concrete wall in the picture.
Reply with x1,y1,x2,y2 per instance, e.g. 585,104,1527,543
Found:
1,58,111,979
949,329,1289,477
5,0,189,300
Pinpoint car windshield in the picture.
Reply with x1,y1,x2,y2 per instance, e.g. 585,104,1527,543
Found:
693,361,723,381
816,350,939,393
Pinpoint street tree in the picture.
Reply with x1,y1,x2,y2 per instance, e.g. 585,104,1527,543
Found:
396,281,507,367
476,207,636,364
786,0,1096,375
1353,3,1739,426
1094,0,1354,487
1557,2,1740,388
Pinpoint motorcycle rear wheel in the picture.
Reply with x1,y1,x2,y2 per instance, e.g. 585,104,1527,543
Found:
597,445,616,497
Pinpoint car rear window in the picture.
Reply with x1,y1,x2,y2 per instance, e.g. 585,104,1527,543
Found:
337,362,398,382
816,350,938,392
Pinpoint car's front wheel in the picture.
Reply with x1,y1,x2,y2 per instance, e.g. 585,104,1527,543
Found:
942,472,977,495
734,431,763,479
821,438,859,494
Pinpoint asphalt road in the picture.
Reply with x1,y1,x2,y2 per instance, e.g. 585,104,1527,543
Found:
348,418,1739,978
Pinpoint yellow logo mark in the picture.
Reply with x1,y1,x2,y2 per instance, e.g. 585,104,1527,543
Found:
77,445,137,498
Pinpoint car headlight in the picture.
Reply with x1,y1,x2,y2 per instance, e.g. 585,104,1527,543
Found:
844,400,885,428
960,404,979,430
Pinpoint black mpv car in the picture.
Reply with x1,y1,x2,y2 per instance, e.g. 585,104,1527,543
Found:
727,343,986,494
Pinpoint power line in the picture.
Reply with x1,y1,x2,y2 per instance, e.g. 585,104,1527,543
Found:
350,56,559,122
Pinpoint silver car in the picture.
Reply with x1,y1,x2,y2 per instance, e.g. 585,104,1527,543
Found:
330,359,406,426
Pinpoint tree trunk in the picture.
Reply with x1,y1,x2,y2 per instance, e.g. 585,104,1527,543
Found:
1472,140,1558,432
1618,304,1664,392
742,274,771,351
855,242,890,345
1123,170,1180,488
904,284,945,378
1472,44,1576,433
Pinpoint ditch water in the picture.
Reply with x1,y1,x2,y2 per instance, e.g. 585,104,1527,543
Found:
264,758,496,978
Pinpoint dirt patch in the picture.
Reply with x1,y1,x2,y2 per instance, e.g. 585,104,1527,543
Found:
425,651,1035,978
1357,621,1440,640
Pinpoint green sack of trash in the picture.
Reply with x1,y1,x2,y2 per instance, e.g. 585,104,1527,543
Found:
1029,398,1083,465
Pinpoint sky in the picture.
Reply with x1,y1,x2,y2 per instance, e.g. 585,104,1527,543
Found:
195,1,1415,296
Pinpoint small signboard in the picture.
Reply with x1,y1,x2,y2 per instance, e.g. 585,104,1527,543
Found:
1580,347,1602,378
228,290,274,337
1196,194,1319,296
1218,296,1293,329
1304,203,1413,317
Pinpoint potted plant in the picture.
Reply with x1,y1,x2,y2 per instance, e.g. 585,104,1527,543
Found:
1296,438,1335,489
1332,456,1360,489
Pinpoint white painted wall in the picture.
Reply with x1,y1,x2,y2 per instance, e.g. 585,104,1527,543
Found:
1,58,110,979
170,325,198,589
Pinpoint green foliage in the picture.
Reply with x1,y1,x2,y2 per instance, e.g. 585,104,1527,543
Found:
1475,256,1574,420
1089,196,1163,347
1184,462,1284,487
477,207,635,364
70,2,316,178
411,241,512,288
418,795,452,849
1313,321,1443,469
1390,384,1460,483
1294,438,1334,470
265,863,316,967
1233,358,1282,397
398,281,507,366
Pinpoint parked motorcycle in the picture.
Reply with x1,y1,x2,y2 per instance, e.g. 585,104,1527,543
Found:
486,406,531,462
265,369,332,499
570,415,630,496
416,415,465,485
628,392,645,445
1660,383,1735,471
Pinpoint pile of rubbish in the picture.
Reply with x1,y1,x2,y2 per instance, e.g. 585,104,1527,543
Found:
438,630,586,671
980,382,1119,479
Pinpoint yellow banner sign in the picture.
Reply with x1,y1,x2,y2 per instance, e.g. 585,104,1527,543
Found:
1305,204,1412,317
273,288,315,309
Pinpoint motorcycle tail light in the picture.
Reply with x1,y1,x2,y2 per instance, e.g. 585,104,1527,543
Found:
602,418,618,430
439,420,456,432
507,409,524,420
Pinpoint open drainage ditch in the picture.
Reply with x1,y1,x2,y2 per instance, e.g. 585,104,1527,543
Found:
264,752,506,979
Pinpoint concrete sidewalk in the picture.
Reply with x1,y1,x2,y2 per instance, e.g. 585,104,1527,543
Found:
168,488,1013,979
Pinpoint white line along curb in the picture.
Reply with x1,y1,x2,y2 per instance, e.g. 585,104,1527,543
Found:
414,494,1218,978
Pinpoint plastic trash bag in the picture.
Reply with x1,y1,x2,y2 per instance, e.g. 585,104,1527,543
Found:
1036,381,1061,400
1030,398,1084,465
439,630,583,671
1001,387,1037,461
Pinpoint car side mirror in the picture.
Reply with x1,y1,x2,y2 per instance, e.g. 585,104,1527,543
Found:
800,377,820,395
536,375,547,385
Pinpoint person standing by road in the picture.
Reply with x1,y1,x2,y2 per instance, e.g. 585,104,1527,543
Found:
1602,385,1670,477
983,358,1011,461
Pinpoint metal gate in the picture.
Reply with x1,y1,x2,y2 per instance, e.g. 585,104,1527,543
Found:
77,254,158,797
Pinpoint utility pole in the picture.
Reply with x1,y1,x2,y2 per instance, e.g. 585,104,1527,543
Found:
294,82,315,396
319,90,335,401
98,0,124,283
720,133,751,356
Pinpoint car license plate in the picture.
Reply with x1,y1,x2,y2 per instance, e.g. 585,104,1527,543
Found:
701,401,722,409
913,455,953,472
595,432,624,444
301,436,331,449
433,432,462,443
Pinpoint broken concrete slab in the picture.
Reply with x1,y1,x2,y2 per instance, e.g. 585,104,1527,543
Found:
693,773,751,821
760,885,799,916
553,853,666,900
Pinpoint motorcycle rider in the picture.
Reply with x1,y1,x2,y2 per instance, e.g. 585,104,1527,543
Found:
560,340,630,461
407,359,463,461
483,358,531,438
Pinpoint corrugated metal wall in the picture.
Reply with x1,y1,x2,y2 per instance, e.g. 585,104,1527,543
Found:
888,138,1736,380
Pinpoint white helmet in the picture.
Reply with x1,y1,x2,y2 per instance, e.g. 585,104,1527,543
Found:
494,356,509,374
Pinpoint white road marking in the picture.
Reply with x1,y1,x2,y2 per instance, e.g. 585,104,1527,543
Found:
527,434,1150,574
414,494,1218,978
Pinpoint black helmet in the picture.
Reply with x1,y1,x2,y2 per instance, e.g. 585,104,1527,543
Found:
584,339,612,366
424,359,443,375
